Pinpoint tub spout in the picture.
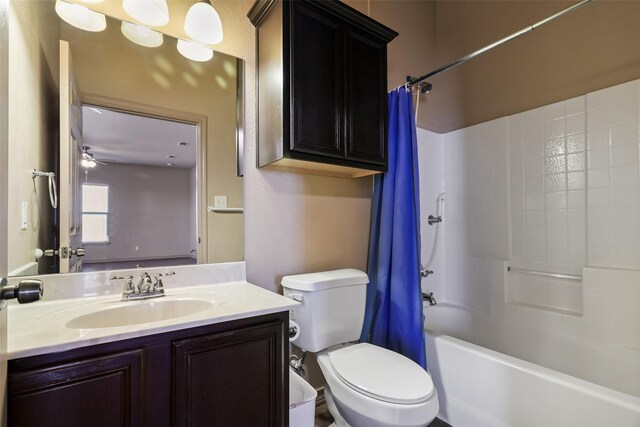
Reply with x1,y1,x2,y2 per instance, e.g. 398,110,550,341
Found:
422,291,437,306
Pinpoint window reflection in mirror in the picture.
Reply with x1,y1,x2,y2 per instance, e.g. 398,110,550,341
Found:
7,0,244,276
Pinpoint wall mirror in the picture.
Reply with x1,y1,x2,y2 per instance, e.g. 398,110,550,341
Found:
7,0,244,277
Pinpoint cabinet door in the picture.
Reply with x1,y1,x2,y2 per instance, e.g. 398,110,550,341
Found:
345,28,388,167
8,349,144,427
289,1,344,159
173,320,286,427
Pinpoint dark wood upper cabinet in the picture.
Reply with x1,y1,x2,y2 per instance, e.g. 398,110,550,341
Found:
249,0,398,179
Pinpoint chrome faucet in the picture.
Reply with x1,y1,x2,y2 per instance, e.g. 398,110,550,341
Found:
110,271,175,301
422,291,437,306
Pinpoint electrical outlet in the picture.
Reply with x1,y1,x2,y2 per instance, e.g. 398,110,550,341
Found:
214,196,227,209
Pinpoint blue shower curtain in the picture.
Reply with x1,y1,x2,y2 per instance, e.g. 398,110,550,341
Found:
360,87,427,369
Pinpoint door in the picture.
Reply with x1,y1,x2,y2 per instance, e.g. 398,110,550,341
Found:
173,321,286,426
289,1,344,159
59,41,83,273
345,28,387,166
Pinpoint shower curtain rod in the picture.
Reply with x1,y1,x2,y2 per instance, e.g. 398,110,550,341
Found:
403,0,593,92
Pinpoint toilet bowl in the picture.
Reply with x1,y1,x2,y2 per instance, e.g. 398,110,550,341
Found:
281,269,439,427
317,343,439,427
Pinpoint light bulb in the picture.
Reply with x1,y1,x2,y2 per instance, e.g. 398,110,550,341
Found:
121,21,163,47
177,39,214,62
184,2,223,45
55,0,106,32
122,0,169,27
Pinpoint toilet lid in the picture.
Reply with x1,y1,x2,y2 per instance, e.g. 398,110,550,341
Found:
329,343,434,405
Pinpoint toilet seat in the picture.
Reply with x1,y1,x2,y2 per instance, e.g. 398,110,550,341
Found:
329,343,434,405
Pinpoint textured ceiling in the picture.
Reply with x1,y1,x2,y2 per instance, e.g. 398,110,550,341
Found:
82,106,197,168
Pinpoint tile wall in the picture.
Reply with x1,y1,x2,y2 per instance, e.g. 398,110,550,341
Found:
509,96,586,313
586,81,640,269
418,78,640,396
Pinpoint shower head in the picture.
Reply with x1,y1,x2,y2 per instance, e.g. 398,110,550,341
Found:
419,82,433,94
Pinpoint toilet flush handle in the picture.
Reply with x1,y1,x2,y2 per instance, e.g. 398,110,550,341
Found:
288,293,303,302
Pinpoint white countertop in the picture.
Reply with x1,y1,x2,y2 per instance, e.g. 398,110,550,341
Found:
9,281,297,360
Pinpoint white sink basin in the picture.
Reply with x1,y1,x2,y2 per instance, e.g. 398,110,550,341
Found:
65,298,214,329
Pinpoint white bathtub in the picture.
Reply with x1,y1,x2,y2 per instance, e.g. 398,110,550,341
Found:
425,330,640,426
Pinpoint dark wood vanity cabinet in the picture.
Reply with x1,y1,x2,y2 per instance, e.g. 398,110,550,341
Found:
249,0,398,179
8,312,288,427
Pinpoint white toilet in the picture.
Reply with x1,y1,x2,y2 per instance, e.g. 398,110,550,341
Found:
282,269,439,427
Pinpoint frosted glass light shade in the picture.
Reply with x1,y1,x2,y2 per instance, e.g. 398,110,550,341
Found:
55,0,106,32
121,21,163,47
122,0,169,27
177,39,214,62
184,2,223,45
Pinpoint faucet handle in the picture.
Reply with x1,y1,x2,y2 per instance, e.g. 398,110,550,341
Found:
110,275,135,294
152,271,175,291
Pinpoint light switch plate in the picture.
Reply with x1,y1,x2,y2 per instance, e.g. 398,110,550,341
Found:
21,201,28,230
214,196,227,208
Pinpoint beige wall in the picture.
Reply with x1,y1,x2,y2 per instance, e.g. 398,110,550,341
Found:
427,0,640,133
202,1,374,292
7,0,59,274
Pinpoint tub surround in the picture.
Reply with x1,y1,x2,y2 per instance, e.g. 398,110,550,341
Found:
418,78,640,397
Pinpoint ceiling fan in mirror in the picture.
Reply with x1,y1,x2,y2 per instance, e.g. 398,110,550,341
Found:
81,146,110,169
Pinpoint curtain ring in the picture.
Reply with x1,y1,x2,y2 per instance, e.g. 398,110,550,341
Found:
405,82,413,93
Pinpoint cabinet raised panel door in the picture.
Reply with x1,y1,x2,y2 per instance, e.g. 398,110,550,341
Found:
345,28,387,166
8,349,144,427
172,321,286,427
290,1,344,159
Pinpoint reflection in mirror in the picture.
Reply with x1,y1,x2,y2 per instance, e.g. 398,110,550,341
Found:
7,0,244,277
80,107,198,272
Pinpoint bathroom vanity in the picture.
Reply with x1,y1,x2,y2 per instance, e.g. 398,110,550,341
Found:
6,274,296,427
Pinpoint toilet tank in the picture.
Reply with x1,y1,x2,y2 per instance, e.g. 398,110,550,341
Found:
282,269,369,352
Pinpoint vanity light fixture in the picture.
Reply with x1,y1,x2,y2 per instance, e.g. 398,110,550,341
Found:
167,155,177,159
55,0,106,32
177,39,214,62
184,2,223,45
122,0,169,27
121,21,164,48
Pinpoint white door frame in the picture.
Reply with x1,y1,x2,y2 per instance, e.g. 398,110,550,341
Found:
80,93,209,263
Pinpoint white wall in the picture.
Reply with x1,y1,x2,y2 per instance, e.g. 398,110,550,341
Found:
83,163,193,263
420,78,640,397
